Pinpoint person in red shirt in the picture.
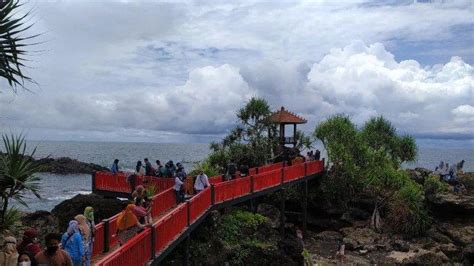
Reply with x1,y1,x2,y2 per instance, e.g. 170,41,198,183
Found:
17,228,42,256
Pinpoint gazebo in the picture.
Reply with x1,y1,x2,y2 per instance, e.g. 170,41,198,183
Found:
268,106,307,148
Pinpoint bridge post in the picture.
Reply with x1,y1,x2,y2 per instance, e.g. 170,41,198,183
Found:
255,167,259,174
211,185,215,205
151,225,156,260
302,180,308,238
103,219,110,252
280,168,284,185
280,188,285,237
92,172,96,194
182,234,190,266
304,162,307,177
186,201,190,226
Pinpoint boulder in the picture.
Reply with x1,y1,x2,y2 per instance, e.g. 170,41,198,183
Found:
315,231,342,241
391,239,410,252
440,243,460,258
37,157,108,174
426,192,474,217
343,237,358,250
462,244,474,265
388,249,449,264
438,223,474,246
52,193,124,230
459,172,474,192
340,227,379,247
406,168,432,184
21,211,59,243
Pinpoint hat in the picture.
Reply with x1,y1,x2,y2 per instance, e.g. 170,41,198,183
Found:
24,228,38,239
3,236,16,245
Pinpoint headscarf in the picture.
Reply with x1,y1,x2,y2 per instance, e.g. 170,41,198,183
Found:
84,207,94,222
17,228,38,254
117,204,139,231
67,220,79,236
1,236,18,266
75,214,91,241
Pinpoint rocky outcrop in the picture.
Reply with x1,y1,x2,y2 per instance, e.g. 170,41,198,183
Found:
426,192,474,217
37,157,108,174
21,211,59,242
406,167,433,184
51,193,124,230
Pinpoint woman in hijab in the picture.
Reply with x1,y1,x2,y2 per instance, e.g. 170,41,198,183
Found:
17,228,42,256
0,236,18,266
61,220,84,266
75,214,91,266
83,207,95,264
117,203,145,245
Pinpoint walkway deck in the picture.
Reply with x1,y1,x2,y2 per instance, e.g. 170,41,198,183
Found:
90,160,325,266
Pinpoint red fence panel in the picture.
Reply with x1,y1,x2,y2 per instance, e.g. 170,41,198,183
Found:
253,169,281,192
93,223,105,256
96,228,152,266
214,176,251,204
209,175,223,185
305,160,323,175
155,204,188,253
258,162,283,174
189,188,211,223
151,188,176,218
94,172,131,193
249,167,257,176
107,214,120,249
283,163,305,183
144,177,175,194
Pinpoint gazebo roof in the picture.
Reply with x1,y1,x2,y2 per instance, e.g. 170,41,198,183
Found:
268,107,307,124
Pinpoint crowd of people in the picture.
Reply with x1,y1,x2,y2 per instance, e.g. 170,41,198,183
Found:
434,160,465,185
305,149,321,161
0,207,95,266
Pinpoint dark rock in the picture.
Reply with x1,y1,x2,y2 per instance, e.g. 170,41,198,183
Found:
315,231,342,241
406,168,432,185
391,239,410,252
37,157,108,174
459,172,474,192
438,223,474,246
21,211,59,243
426,192,474,218
462,244,474,265
343,237,358,250
51,193,124,230
440,243,460,258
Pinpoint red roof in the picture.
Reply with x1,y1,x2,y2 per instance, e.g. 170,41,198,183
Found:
268,107,307,124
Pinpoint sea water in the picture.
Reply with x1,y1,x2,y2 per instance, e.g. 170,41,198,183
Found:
11,140,473,212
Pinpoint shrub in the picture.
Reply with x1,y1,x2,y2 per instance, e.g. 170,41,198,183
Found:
386,181,431,236
423,175,449,195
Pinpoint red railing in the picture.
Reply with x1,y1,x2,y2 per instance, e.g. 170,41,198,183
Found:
93,223,105,256
150,188,176,218
253,169,281,192
94,172,176,194
209,175,223,185
96,228,152,266
188,188,211,223
155,204,188,252
306,160,323,175
95,160,324,266
107,214,120,249
258,162,283,174
214,176,251,204
283,163,305,182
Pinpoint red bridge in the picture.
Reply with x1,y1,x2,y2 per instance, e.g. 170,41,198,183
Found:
90,160,325,265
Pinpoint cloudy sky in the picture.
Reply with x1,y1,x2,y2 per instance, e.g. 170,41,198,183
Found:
0,0,473,145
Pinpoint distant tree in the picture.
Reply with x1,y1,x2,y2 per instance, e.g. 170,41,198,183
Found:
0,134,41,232
0,0,37,92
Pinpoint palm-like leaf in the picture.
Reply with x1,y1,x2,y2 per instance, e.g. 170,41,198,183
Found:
0,0,37,92
0,134,41,225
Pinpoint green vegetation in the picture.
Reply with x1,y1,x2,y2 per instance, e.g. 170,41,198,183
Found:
0,0,37,92
217,210,267,245
314,115,429,236
424,174,449,195
0,134,41,233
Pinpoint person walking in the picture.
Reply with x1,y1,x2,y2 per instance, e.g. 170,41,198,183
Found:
0,236,18,266
174,174,184,204
35,233,73,266
61,220,84,266
144,158,154,176
75,214,91,266
194,171,210,193
83,207,95,265
18,251,37,266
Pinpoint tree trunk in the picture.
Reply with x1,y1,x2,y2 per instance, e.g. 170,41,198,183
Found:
371,203,381,232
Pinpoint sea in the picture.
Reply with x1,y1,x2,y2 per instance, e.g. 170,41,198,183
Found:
10,140,473,212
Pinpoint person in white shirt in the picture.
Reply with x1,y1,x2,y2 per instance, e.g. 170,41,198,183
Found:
194,171,210,193
174,176,184,204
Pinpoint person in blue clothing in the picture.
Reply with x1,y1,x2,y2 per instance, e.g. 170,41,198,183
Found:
61,220,84,266
110,159,120,174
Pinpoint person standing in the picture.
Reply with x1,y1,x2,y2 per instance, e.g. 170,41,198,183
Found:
117,203,145,245
35,233,73,266
144,158,154,176
61,221,84,266
0,236,18,266
174,175,184,204
194,171,210,193
110,159,120,174
83,207,95,265
75,215,91,266
155,160,163,176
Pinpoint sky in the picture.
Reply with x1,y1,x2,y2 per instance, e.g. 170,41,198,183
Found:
0,0,473,146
